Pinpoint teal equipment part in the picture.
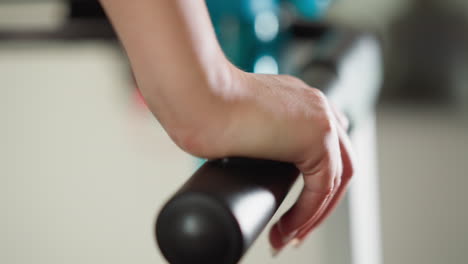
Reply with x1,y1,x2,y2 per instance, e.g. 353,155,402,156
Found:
206,0,281,72
289,0,334,19
205,0,335,72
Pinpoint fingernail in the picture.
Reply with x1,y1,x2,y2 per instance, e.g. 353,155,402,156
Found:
271,236,300,257
271,246,280,257
291,238,303,249
281,229,299,245
270,223,299,257
277,220,299,245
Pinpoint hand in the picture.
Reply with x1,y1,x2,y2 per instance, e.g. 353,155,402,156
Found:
171,66,355,253
99,0,354,253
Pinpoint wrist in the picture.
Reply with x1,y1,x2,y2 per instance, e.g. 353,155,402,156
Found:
166,60,244,157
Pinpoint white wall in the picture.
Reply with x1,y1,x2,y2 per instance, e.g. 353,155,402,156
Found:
0,42,193,264
377,106,468,264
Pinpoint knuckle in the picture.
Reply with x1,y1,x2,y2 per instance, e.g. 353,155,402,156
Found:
306,88,334,135
318,184,334,196
323,185,335,195
308,87,327,103
303,166,335,195
317,115,334,136
305,182,334,196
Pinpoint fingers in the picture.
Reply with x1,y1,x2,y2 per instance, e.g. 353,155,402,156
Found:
269,187,331,250
270,129,342,251
269,105,355,252
329,103,349,131
296,123,355,241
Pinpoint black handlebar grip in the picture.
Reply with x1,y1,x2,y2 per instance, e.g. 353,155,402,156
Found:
155,158,299,264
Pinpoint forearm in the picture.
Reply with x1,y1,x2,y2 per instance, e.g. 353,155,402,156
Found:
99,0,235,140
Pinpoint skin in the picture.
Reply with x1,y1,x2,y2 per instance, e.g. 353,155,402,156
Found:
99,0,355,253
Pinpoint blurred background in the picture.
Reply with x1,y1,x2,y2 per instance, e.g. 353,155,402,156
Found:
1,0,467,264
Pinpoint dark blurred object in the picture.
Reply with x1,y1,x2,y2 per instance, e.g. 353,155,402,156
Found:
382,0,468,104
156,158,298,264
69,0,106,19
